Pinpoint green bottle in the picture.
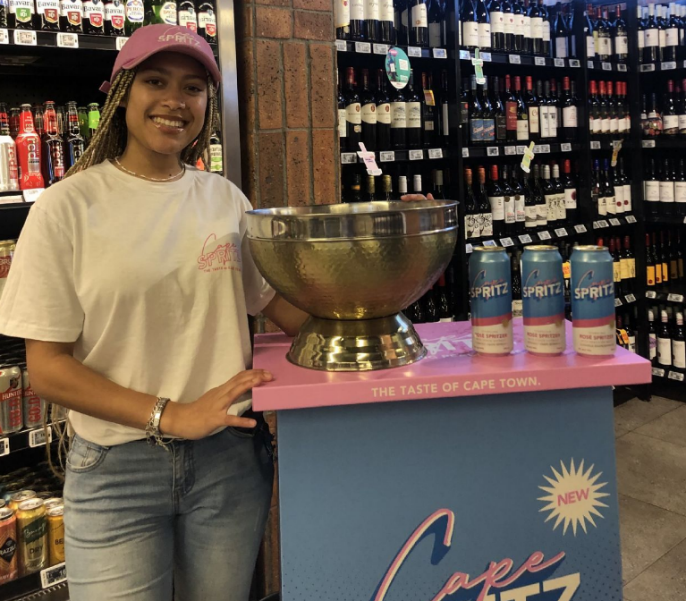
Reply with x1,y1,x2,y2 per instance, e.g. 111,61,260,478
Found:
77,106,89,142
125,0,144,33
87,103,101,140
144,0,176,25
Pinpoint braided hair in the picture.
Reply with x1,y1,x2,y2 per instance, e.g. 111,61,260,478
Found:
66,68,218,177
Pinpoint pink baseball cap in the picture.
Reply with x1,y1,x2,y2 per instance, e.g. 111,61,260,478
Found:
100,24,222,94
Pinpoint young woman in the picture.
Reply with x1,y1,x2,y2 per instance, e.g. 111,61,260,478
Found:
0,25,307,601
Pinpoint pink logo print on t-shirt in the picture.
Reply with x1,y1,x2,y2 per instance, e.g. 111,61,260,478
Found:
197,234,242,273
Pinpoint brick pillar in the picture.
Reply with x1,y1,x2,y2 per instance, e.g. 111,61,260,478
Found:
234,1,338,598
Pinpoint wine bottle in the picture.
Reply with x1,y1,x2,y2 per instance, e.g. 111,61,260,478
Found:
644,3,659,63
608,81,618,136
462,0,479,50
431,169,446,198
610,237,623,297
661,157,676,214
585,4,595,59
464,167,478,239
460,76,470,145
524,75,539,142
376,69,392,151
488,164,506,238
477,165,494,237
676,157,686,216
680,79,686,134
350,0,365,39
614,3,628,63
538,80,550,140
504,75,518,142
588,80,600,137
360,68,377,152
338,71,348,151
601,158,615,216
492,76,507,142
562,158,577,222
658,5,667,63
637,5,645,62
364,0,380,41
552,162,565,223
645,158,660,215
489,0,504,50
661,231,671,290
658,310,673,368
554,1,568,58
335,0,351,39
439,70,450,143
540,0,550,57
561,76,577,141
522,0,532,54
599,80,610,136
344,67,362,151
500,164,515,235
409,0,429,47
422,72,436,147
511,253,523,318
481,76,496,145
646,235,657,289
503,0,515,51
476,0,491,49
524,165,537,230
612,162,624,215
592,159,604,216
390,82,407,149
512,0,524,53
533,163,547,228
514,76,529,141
469,74,484,145
541,163,556,226
596,6,611,61
664,79,679,135
379,0,394,43
511,165,526,233
395,0,408,45
406,69,422,148
428,0,444,47
618,157,631,213
673,312,686,371
529,0,542,55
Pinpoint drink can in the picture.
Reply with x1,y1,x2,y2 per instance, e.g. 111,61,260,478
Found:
0,507,18,583
571,245,616,356
521,246,567,356
8,490,36,512
22,368,45,429
16,498,48,575
0,364,23,434
0,140,19,193
43,498,63,511
47,506,64,567
469,247,513,356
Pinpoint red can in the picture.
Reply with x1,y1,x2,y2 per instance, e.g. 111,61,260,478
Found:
0,507,18,583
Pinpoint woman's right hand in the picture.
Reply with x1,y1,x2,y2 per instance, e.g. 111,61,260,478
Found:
160,369,273,440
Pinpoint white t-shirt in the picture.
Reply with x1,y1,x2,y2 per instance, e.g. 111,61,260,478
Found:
0,161,275,446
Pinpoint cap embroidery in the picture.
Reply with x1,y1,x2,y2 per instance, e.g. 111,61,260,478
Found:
158,29,201,46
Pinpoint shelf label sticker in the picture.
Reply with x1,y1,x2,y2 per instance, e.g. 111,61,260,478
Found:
642,139,656,148
462,147,470,158
459,49,470,60
408,149,424,161
535,56,546,66
373,43,390,55
500,237,514,247
554,228,568,237
574,224,587,234
662,61,677,71
14,29,37,46
483,239,497,247
534,144,550,154
57,32,79,48
341,153,357,164
472,48,485,84
538,230,551,241
481,52,491,61
617,63,627,71
587,60,594,69
668,293,685,303
355,41,372,53
625,294,636,303
504,146,516,156
509,54,521,64
487,146,500,156
466,243,474,254
646,290,657,299
609,218,621,226
428,148,443,159
0,437,8,458
407,46,422,57
598,220,609,228
29,427,53,448
561,143,572,152
626,215,637,223
590,140,601,149
41,562,67,589
432,48,447,59
116,36,129,50
668,371,685,381
520,141,536,173
593,221,600,229
611,139,623,167
640,63,656,72
22,188,44,203
0,29,9,45
335,39,347,52
519,234,533,244
614,297,623,307
379,151,395,162
652,367,665,377
601,61,612,71
357,146,382,175
569,59,581,67
554,58,565,68
516,145,526,155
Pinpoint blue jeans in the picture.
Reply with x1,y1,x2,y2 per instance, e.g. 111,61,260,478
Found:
64,427,274,601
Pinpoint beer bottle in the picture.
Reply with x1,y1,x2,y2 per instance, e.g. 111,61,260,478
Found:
145,0,176,25
0,107,19,192
77,106,89,142
64,102,85,170
41,102,66,187
9,0,35,29
197,0,216,42
83,0,104,33
104,0,125,34
15,104,45,191
59,0,83,32
209,126,222,174
87,103,100,139
124,0,143,33
35,0,60,30
0,0,7,27
32,105,44,137
177,0,195,31
9,108,20,139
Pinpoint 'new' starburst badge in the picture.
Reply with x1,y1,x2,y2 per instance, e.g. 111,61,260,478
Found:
538,459,610,536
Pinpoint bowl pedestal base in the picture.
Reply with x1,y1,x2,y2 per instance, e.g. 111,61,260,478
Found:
287,313,426,371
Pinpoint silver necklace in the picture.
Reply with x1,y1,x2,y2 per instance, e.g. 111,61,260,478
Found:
113,157,185,182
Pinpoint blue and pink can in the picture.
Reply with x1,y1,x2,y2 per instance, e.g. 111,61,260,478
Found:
522,246,566,355
469,247,513,356
571,245,616,356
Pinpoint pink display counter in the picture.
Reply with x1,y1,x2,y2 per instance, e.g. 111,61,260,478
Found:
253,319,651,601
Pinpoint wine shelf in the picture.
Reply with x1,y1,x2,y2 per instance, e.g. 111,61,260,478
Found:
340,148,449,165
646,213,686,225
639,60,686,73
335,40,447,61
460,142,579,158
457,49,581,69
587,60,630,72
641,137,686,149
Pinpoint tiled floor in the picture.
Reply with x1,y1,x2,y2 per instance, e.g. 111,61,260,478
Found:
615,396,686,601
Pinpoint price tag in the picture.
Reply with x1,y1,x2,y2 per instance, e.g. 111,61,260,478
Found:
610,139,623,167
357,147,382,175
662,61,677,71
625,294,636,303
116,36,129,50
29,427,52,448
626,215,637,224
652,367,665,378
466,243,474,254
574,224,587,234
587,60,594,69
379,151,395,162
554,228,568,237
13,29,37,46
609,218,621,226
520,141,536,173
472,48,485,84
615,297,623,307
483,240,497,247
599,220,609,228
642,139,656,148
335,39,347,51
409,149,424,160
459,49,470,60
57,32,79,48
590,141,601,150
617,63,627,72
516,145,526,155
40,562,67,589
500,237,515,247
428,148,443,159
538,230,551,241
462,148,470,158
487,146,500,157
355,41,372,54
554,58,565,68
509,54,521,64
407,46,422,57
569,59,581,67
481,52,491,61
0,437,8,457
668,293,685,303
534,144,550,154
0,29,9,44
646,290,657,299
601,62,612,71
341,153,357,164
535,57,546,66
561,143,572,152
640,63,656,72
504,146,516,156
373,43,390,55
519,234,533,244
22,188,44,203
669,371,685,381
593,221,601,229
432,48,447,59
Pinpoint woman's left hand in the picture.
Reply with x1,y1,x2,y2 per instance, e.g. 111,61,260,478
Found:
400,193,434,202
